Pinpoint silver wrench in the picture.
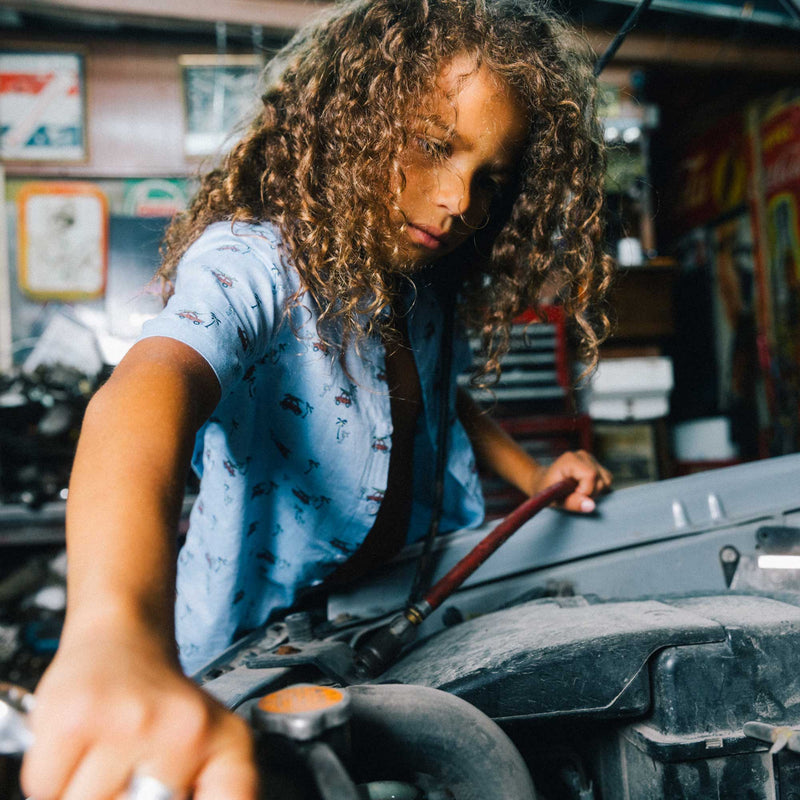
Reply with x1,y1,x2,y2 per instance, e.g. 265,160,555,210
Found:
1,682,180,800
0,682,34,756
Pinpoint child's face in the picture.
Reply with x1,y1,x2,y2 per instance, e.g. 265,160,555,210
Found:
391,53,528,269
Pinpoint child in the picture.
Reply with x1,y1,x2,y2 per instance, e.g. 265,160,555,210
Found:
22,0,613,798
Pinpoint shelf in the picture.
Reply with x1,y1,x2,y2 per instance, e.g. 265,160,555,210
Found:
607,259,679,341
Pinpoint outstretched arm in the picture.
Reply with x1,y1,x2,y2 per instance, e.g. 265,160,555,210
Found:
22,337,259,800
456,388,612,513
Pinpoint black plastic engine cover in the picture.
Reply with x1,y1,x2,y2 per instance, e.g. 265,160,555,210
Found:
638,593,800,742
384,595,726,721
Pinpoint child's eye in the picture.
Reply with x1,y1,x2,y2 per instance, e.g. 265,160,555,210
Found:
478,173,510,199
414,135,450,161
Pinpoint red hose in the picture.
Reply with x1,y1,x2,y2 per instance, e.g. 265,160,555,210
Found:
422,477,578,613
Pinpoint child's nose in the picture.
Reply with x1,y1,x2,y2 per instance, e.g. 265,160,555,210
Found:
435,167,472,216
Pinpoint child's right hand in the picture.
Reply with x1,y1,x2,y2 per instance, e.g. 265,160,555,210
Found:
21,337,246,798
20,624,258,800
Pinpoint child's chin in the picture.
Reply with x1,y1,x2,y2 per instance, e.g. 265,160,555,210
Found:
385,251,433,274
393,259,435,275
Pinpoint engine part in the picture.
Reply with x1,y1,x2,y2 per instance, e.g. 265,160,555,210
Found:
253,684,352,742
251,683,359,800
245,682,537,799
346,684,536,800
719,544,740,587
353,478,578,678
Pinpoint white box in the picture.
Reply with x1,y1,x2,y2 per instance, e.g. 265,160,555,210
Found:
672,416,739,461
581,357,674,421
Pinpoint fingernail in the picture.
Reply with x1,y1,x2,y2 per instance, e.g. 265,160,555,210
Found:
580,498,596,513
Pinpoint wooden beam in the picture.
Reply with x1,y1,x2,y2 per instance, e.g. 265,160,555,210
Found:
0,0,332,33
587,29,800,74
4,0,799,74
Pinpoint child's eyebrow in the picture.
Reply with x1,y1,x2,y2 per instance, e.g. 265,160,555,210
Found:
414,114,519,173
413,114,453,135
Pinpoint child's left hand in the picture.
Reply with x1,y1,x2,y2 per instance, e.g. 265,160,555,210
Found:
530,450,612,513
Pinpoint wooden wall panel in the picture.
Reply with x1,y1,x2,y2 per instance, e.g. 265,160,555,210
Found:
3,17,797,179
84,43,190,177
16,0,327,35
3,35,232,178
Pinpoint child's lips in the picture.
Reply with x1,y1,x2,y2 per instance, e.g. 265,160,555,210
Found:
407,223,448,250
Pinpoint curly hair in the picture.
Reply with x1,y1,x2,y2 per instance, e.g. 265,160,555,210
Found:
159,0,613,380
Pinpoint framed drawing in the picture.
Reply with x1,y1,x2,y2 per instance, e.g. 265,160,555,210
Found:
179,54,263,157
0,51,87,162
17,182,108,301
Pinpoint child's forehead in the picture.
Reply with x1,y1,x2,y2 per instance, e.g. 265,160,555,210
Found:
412,54,526,130
436,52,483,89
434,54,517,104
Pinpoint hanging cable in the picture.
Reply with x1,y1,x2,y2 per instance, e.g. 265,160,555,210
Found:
594,0,656,76
407,290,456,605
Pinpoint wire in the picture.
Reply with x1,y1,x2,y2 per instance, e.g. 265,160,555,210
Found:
594,0,657,76
407,289,456,605
776,0,800,22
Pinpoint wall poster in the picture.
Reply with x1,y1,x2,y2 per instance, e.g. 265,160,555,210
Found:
0,51,86,162
179,54,263,157
17,182,108,301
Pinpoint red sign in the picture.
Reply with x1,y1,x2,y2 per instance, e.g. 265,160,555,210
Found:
673,112,750,232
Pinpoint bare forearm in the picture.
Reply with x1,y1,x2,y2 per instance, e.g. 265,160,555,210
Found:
456,388,613,512
456,388,543,495
23,339,257,800
63,339,218,648
65,401,182,647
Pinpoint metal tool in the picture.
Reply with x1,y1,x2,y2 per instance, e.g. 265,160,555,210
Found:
353,477,579,678
0,682,34,756
1,682,181,800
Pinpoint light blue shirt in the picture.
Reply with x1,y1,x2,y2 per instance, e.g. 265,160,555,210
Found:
140,221,484,673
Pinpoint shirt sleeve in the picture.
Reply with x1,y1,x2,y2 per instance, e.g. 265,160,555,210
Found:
139,223,290,397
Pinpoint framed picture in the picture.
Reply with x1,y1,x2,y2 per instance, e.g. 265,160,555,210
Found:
17,182,108,301
0,51,87,162
179,54,263,157
593,421,663,489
